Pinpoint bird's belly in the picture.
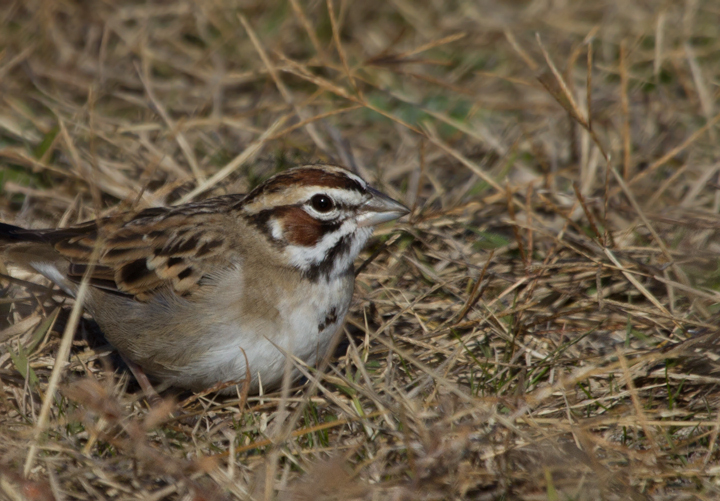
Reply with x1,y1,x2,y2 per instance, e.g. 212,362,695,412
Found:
133,274,354,393
190,305,346,392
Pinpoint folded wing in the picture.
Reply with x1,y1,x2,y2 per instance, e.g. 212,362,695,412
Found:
1,195,244,301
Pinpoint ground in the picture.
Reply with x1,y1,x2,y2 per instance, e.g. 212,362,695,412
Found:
1,1,720,499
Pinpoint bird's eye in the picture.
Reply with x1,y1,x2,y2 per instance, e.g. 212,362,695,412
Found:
310,194,334,213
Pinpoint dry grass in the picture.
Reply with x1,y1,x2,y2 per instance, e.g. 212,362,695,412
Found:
2,0,720,499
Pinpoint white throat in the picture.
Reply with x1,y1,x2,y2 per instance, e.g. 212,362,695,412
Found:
284,223,373,279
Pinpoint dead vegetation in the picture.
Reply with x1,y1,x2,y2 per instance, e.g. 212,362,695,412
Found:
2,0,720,499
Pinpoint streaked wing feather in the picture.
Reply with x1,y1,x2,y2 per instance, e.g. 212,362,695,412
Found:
51,195,244,301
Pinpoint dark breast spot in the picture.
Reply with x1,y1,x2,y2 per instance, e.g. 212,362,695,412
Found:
318,307,338,332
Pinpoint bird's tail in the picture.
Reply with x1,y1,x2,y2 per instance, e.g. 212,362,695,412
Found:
0,222,44,244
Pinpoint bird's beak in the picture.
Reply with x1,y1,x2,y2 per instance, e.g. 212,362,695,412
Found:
357,187,411,227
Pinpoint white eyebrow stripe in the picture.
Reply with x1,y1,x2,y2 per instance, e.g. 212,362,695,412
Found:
302,165,368,188
322,188,368,207
340,170,367,188
243,186,367,213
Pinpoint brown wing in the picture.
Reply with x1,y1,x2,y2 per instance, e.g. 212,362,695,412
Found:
46,195,245,301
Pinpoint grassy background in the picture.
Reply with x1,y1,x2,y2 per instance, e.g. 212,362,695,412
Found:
2,0,720,499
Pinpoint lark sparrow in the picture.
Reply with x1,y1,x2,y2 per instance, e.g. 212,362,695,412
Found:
0,165,409,393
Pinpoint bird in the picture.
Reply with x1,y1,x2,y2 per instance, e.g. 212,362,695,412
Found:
0,164,409,394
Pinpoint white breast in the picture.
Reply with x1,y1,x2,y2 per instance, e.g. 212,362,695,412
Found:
164,271,355,393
